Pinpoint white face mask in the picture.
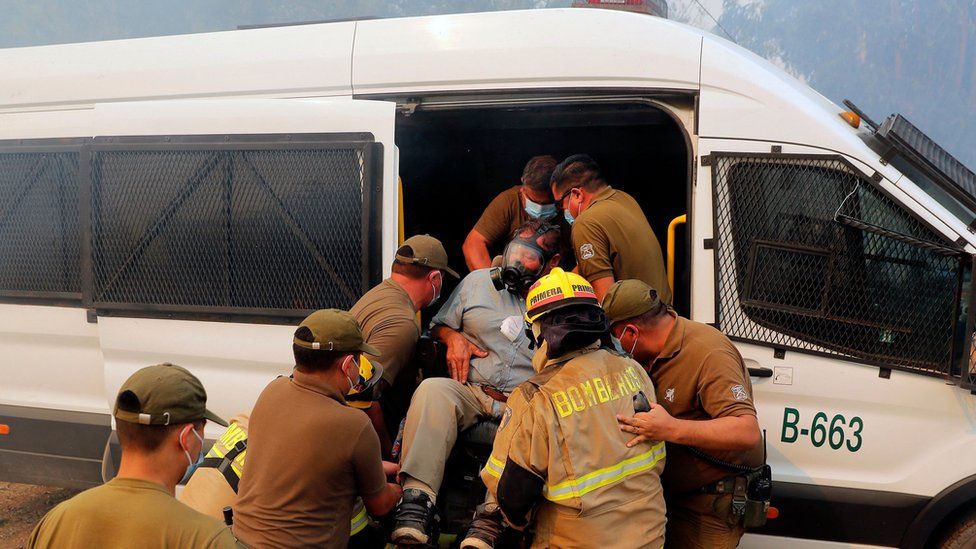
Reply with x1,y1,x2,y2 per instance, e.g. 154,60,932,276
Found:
179,426,204,484
427,273,442,308
622,326,639,356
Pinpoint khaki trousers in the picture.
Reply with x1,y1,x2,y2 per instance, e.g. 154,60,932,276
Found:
400,378,499,493
665,493,745,549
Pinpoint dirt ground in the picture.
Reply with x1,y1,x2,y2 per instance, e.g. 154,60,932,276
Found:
0,483,79,549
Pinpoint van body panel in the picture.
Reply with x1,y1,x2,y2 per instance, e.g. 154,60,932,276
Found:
340,10,701,95
0,305,104,414
97,317,293,440
0,23,356,111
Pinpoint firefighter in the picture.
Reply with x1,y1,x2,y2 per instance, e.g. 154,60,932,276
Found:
478,268,667,548
178,356,388,547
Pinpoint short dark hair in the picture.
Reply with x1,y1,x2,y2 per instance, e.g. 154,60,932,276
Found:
551,154,606,195
116,419,203,453
522,155,558,193
391,260,435,279
292,326,352,373
514,219,560,255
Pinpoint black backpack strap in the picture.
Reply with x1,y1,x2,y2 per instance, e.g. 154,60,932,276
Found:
198,439,248,493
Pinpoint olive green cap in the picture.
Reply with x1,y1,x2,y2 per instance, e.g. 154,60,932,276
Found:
601,279,663,324
395,234,459,278
293,308,380,355
114,363,227,427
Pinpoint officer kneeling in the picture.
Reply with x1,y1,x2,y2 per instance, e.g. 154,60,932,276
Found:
481,268,667,548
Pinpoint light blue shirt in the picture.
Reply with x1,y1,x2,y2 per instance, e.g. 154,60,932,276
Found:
430,269,534,394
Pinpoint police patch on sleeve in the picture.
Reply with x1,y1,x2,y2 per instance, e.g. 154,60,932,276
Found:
579,243,595,260
731,384,749,401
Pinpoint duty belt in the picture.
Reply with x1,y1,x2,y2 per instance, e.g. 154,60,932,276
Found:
200,439,247,493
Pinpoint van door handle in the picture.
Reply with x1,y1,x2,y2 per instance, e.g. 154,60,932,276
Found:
743,358,773,378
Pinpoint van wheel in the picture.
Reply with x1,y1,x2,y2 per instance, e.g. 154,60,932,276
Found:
936,510,976,549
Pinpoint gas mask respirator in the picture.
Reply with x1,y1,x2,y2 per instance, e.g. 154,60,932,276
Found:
489,224,558,295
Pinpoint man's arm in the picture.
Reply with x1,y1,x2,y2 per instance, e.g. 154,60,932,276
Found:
363,482,403,517
462,229,493,272
617,405,761,451
352,423,403,517
589,275,615,302
431,324,487,383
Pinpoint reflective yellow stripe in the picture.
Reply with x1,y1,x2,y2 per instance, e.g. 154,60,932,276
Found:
205,423,247,460
482,455,506,479
544,442,665,502
350,501,369,535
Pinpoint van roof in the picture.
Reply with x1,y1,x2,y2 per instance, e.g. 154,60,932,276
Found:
0,9,868,167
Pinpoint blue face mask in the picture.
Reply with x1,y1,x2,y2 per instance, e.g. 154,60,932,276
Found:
524,197,557,220
564,209,575,225
179,426,205,485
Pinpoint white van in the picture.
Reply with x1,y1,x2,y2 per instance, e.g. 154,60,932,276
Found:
1,6,974,548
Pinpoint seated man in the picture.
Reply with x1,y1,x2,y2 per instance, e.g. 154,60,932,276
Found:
392,220,563,546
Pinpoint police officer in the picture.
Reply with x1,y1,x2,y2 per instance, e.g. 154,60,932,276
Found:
479,268,667,548
29,363,239,548
604,279,763,549
551,154,670,303
178,357,386,546
462,155,564,271
232,310,402,549
351,234,457,454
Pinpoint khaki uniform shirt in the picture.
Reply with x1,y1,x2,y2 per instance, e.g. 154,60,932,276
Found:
572,186,671,304
473,185,573,263
648,314,764,495
28,477,239,549
232,377,387,549
351,278,420,385
483,344,667,549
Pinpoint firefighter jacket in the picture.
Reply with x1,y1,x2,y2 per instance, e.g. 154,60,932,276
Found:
481,342,667,549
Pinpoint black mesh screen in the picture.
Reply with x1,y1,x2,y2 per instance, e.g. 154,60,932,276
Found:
90,141,378,318
0,151,80,297
712,154,962,374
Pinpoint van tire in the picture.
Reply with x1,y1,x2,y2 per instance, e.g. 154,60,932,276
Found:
935,510,976,549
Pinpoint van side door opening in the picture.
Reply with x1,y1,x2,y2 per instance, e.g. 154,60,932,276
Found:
392,98,694,317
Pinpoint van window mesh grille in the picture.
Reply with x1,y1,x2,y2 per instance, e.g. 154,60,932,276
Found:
0,151,80,297
712,154,962,375
89,142,378,318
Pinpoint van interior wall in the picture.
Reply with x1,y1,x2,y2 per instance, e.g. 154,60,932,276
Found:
396,104,690,321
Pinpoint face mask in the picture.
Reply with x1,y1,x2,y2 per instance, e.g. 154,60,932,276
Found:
343,356,364,394
179,426,205,485
562,190,578,225
427,274,441,308
524,197,557,220
623,326,639,356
